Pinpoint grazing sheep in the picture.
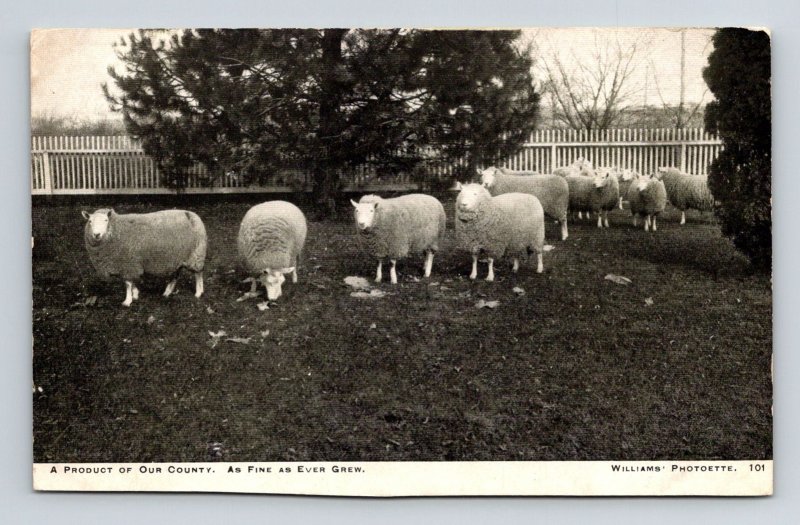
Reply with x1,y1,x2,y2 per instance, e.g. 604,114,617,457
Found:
655,167,715,225
454,182,545,281
565,170,620,228
626,175,668,231
82,208,207,307
479,167,569,241
351,193,446,284
238,201,307,301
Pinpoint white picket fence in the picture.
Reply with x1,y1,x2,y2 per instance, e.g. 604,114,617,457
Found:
30,129,722,195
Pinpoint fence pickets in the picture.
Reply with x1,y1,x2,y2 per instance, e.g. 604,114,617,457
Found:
31,128,723,195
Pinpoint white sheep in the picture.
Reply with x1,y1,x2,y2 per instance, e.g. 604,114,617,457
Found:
616,168,638,209
82,208,207,307
655,167,715,225
479,166,569,240
237,201,307,301
626,174,668,231
454,182,545,281
552,157,595,178
351,193,446,284
565,170,620,228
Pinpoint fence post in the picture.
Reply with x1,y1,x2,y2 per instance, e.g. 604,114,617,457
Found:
42,152,53,195
550,143,557,172
679,142,687,173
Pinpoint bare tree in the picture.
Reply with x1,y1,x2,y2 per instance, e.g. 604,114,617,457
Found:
539,31,642,131
650,28,710,129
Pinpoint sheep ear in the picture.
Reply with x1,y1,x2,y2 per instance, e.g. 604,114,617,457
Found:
107,209,114,217
81,210,91,220
455,181,463,191
282,267,295,274
372,201,379,210
350,199,358,208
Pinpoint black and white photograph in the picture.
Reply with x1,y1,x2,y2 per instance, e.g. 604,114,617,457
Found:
30,26,772,495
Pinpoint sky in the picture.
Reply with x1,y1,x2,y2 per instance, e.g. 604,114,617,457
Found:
30,27,714,121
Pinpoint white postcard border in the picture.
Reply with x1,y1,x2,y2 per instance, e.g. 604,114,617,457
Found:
34,460,772,496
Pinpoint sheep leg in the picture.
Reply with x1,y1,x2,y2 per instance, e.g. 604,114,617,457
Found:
469,254,478,280
644,215,651,232
250,279,258,294
123,281,134,307
512,258,519,272
132,283,140,300
577,211,583,220
652,215,658,231
291,267,298,284
680,211,686,225
597,213,603,228
560,220,568,241
486,258,495,282
375,261,383,283
603,211,610,228
163,278,177,297
632,214,639,227
424,250,434,278
536,253,543,273
194,272,204,298
619,197,624,210
389,259,398,285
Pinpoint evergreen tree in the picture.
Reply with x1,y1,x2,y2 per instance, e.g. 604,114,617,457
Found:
104,29,540,213
703,28,771,270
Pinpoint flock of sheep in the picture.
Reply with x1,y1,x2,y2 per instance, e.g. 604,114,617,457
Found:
81,160,715,306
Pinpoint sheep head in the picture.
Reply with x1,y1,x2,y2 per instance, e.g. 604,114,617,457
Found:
456,182,490,217
479,167,499,188
82,208,115,242
351,197,381,232
260,267,294,300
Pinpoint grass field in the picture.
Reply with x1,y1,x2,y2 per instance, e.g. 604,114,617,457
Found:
32,196,772,462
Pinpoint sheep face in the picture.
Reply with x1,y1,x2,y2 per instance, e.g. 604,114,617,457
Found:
593,171,613,189
456,183,490,214
351,199,379,232
82,209,113,241
573,157,594,173
621,169,636,182
636,175,652,191
260,268,293,300
479,167,499,188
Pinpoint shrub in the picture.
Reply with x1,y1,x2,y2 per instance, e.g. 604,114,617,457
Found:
703,28,771,270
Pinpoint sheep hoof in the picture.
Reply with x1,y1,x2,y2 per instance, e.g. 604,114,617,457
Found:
122,300,132,307
194,291,203,298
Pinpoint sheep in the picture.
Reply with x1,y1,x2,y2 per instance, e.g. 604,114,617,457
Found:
351,193,446,284
479,166,569,241
655,167,715,225
626,174,668,231
553,158,596,219
82,208,207,307
552,157,595,178
565,170,620,228
616,168,638,209
454,182,545,281
237,201,307,301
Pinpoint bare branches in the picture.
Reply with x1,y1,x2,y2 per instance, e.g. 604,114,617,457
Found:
540,30,642,131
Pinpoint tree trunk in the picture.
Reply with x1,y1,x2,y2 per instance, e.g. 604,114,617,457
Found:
313,29,348,218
